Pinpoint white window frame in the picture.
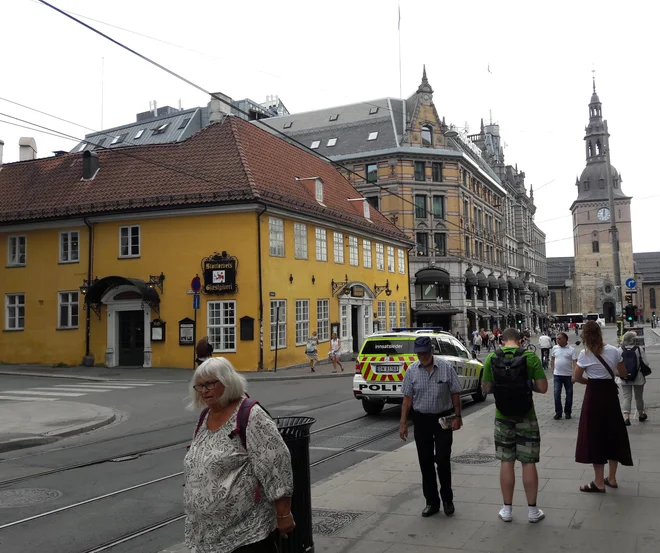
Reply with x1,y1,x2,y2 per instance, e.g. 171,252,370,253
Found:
315,180,324,202
333,232,344,264
327,138,337,147
399,302,408,327
368,131,379,141
207,300,237,352
295,300,309,345
363,201,371,219
376,243,385,271
58,291,79,329
315,228,327,262
119,225,140,258
377,300,386,330
387,246,395,272
398,249,405,274
294,223,308,260
348,236,359,266
269,217,285,257
389,301,397,330
7,235,26,266
59,231,80,264
341,305,348,339
270,300,287,349
363,239,372,268
5,293,25,330
317,299,330,341
310,140,320,149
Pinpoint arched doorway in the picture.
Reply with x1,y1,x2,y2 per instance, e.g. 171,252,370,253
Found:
603,301,615,323
338,282,375,354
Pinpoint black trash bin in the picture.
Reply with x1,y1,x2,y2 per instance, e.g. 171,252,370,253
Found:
276,416,316,553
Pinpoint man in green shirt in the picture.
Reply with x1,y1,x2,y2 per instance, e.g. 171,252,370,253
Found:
482,328,548,524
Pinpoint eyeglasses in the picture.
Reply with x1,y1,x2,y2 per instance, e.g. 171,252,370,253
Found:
193,380,220,392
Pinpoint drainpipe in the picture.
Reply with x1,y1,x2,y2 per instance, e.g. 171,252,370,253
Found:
83,218,94,363
256,204,268,371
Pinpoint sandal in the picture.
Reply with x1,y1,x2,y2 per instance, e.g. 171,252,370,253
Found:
580,481,606,493
604,478,618,489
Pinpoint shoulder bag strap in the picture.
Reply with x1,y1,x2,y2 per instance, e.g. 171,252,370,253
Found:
594,353,616,380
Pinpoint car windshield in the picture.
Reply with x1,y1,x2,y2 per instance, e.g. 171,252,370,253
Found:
361,339,416,355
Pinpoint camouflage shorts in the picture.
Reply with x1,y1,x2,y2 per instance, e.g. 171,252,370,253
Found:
494,417,541,464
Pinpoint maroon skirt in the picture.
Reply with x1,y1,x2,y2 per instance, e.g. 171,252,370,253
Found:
576,379,633,466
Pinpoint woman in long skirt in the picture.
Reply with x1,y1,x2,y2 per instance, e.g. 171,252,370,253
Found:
573,321,633,492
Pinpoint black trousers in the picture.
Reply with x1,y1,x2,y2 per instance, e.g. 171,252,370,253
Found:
412,410,454,505
233,531,278,553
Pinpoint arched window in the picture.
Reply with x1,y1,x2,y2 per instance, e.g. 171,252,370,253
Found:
651,288,656,309
421,126,433,146
596,139,602,155
588,141,593,157
592,241,600,253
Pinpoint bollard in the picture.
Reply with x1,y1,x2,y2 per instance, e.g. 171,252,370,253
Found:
276,416,316,553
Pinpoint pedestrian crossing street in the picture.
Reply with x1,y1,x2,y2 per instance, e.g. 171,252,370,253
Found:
0,381,172,402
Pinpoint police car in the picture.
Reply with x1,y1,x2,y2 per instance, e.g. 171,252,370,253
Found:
353,328,487,415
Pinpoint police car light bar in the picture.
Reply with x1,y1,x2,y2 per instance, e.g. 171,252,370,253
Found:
392,327,446,333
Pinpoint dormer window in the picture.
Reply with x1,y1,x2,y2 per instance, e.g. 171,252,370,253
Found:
369,107,379,115
329,114,339,121
363,201,371,220
421,125,433,146
284,122,293,129
153,123,169,135
135,129,145,139
310,140,321,149
327,138,337,147
368,131,378,141
315,179,323,203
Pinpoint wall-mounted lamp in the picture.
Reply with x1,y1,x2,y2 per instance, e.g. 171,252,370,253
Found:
147,272,165,293
396,284,399,291
312,275,316,285
375,279,392,297
79,277,99,296
332,274,349,296
79,277,101,319
289,274,294,284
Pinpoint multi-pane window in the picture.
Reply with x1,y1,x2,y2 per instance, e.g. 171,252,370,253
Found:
341,305,348,339
376,243,384,271
348,236,359,266
416,233,428,256
377,301,386,330
415,195,426,219
294,223,308,259
387,246,395,272
317,299,329,341
119,225,140,258
269,217,285,257
366,196,379,210
333,232,344,264
58,292,79,329
5,294,25,330
432,162,443,182
366,163,378,183
315,180,324,202
363,240,372,268
432,196,444,219
398,249,405,274
389,301,397,330
399,302,407,327
414,161,425,181
421,126,433,146
315,228,327,261
434,233,447,257
464,236,471,257
295,300,309,345
364,306,371,335
7,235,26,266
651,288,657,310
207,301,236,352
270,300,286,349
59,231,79,263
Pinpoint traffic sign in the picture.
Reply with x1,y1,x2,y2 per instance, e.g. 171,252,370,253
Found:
191,276,202,293
193,294,200,310
625,278,637,289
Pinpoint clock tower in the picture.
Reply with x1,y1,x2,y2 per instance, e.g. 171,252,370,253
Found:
570,81,634,321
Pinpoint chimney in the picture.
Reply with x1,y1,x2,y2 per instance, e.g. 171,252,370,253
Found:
208,92,233,123
153,100,158,117
0,139,4,167
19,137,37,161
82,150,100,180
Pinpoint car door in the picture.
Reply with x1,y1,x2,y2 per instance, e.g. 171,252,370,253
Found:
437,337,466,392
451,338,477,392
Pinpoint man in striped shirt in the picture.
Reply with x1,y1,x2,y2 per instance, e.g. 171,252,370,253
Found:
400,336,463,518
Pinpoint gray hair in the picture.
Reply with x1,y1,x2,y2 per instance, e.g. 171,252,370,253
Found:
622,331,639,347
188,357,247,410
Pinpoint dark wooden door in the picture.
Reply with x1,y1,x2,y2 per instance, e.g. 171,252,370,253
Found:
118,310,145,366
351,306,360,352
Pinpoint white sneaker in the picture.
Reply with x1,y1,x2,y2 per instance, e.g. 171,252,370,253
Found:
498,507,513,522
528,509,545,523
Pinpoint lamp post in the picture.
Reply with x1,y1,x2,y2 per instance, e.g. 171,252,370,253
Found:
604,136,624,320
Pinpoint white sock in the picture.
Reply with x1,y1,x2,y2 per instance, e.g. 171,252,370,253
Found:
501,504,512,514
528,505,539,516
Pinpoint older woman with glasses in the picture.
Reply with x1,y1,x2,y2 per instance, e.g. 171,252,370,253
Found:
184,357,294,553
619,331,650,426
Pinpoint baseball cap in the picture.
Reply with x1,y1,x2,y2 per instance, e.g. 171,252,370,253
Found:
413,336,433,353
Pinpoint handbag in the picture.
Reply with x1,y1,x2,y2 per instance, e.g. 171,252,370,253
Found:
640,357,652,377
594,353,619,395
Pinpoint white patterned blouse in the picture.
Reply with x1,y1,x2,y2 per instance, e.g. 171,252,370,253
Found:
184,399,294,553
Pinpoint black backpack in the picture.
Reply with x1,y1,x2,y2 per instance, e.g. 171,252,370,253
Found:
621,346,640,382
491,348,533,416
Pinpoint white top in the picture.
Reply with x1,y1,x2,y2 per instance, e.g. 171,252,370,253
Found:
331,338,341,352
576,344,622,379
538,335,552,349
552,344,578,376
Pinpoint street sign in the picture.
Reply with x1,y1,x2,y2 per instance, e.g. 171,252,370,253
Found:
191,276,202,293
193,294,200,310
625,278,637,289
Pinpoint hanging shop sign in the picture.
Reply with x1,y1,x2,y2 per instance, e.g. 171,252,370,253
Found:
202,251,238,295
179,317,195,346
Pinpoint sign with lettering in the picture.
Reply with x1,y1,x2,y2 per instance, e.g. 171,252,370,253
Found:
179,317,195,346
351,286,365,298
202,252,238,295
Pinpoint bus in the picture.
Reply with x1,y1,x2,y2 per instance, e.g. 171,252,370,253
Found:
586,313,606,327
554,313,585,329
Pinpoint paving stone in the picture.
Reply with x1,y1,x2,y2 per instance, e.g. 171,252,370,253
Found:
326,480,413,498
314,536,391,553
571,509,660,536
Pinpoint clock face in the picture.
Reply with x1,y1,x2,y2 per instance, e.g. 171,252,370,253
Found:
597,207,610,222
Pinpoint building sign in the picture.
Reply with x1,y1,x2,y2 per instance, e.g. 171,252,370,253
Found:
179,317,195,346
151,319,166,342
202,251,238,294
351,286,364,298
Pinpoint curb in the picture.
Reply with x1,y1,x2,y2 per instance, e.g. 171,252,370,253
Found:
0,411,117,453
246,372,354,382
0,371,120,382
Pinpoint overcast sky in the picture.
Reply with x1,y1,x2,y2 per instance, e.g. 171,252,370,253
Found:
1,0,656,257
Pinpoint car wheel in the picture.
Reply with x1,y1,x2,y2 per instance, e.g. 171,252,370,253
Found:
472,371,487,403
362,398,385,415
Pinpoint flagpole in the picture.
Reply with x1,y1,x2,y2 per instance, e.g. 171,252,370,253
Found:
398,2,402,99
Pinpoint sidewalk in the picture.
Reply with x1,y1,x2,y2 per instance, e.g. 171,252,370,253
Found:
0,359,352,383
161,365,660,553
0,401,116,453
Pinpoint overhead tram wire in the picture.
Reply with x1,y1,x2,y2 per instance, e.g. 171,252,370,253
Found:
0,118,80,142
28,2,579,269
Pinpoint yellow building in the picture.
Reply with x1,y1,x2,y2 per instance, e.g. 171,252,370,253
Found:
0,116,411,370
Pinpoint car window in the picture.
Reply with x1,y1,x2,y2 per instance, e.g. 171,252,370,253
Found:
451,338,470,359
438,338,458,357
361,339,415,355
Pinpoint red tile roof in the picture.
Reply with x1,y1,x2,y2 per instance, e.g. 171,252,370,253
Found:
0,116,409,243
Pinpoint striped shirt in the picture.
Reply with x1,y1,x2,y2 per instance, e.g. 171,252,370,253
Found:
401,356,462,414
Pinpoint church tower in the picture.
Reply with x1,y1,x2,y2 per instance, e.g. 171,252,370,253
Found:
570,81,634,321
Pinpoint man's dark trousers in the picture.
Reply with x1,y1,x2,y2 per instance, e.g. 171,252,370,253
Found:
412,410,453,506
554,375,573,416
